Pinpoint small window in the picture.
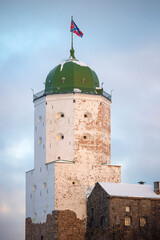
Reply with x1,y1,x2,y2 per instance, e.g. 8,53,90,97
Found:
84,112,92,118
58,156,61,160
38,116,42,123
91,208,94,214
40,167,41,172
42,182,47,189
83,133,92,140
56,112,65,118
125,206,130,213
100,216,105,226
125,216,131,226
73,100,76,103
72,179,79,185
33,212,37,218
32,185,36,192
46,165,48,170
35,126,37,131
41,236,44,240
56,133,64,140
30,193,32,199
81,78,85,83
38,137,42,144
40,191,42,196
62,77,65,83
48,80,51,86
42,210,46,216
43,144,45,149
140,217,147,227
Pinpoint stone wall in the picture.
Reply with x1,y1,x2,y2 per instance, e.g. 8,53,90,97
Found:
26,210,86,240
87,183,160,240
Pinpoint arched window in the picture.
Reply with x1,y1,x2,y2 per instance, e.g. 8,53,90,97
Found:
41,236,44,240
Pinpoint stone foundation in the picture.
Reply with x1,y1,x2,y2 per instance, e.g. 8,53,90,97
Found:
25,210,86,240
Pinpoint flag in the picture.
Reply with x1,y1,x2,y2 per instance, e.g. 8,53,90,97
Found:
70,20,83,37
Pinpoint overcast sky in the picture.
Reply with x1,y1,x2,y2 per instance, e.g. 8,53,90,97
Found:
0,0,160,239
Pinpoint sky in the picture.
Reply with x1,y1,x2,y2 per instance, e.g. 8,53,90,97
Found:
0,0,160,239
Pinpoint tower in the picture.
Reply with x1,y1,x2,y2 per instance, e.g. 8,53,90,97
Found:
26,49,121,239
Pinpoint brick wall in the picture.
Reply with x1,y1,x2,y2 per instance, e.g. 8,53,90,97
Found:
26,210,86,240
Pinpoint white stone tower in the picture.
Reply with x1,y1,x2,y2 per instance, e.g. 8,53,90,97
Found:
26,49,121,239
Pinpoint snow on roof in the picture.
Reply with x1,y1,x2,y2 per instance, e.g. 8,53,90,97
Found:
60,60,88,71
98,182,160,199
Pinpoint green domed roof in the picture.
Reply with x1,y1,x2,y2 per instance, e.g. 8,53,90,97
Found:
45,53,101,95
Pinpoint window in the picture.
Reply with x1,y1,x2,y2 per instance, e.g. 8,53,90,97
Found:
32,185,36,192
100,216,105,226
73,100,76,103
62,77,65,83
33,212,37,218
48,80,51,86
41,235,44,240
125,206,131,213
42,182,47,189
56,133,64,140
38,116,42,123
83,133,92,140
58,156,61,160
125,216,131,226
140,217,147,227
56,112,65,118
84,112,92,118
42,210,46,216
38,137,42,144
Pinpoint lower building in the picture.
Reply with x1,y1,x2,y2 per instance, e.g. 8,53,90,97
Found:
87,182,160,240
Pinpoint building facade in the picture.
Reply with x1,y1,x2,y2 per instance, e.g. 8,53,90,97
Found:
87,182,160,240
25,49,121,239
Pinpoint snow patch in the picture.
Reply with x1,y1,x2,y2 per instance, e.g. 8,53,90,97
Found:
74,88,81,93
60,59,88,71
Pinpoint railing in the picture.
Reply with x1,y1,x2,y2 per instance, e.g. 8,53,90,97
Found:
33,88,111,102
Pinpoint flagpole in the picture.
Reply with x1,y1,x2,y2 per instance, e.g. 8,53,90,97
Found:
71,16,73,50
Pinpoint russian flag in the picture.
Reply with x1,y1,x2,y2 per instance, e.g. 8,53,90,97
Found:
70,20,83,37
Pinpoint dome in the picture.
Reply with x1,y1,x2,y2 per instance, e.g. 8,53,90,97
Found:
45,51,101,95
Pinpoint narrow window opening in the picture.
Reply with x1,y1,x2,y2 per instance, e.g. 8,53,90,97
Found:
38,116,42,123
38,137,42,145
46,102,47,105
58,156,61,160
41,236,44,240
73,100,76,103
100,216,105,226
40,191,42,196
